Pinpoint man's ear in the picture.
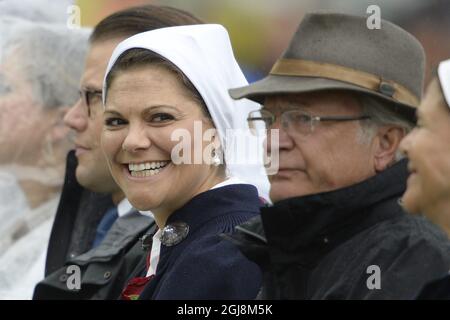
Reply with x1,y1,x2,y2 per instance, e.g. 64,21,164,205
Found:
373,126,406,172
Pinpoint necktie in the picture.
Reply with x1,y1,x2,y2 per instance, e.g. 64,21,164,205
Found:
92,206,118,248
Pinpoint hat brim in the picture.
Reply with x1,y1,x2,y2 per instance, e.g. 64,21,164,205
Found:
229,75,417,123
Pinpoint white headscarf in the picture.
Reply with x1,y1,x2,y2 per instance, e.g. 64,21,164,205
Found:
438,59,450,109
103,24,270,201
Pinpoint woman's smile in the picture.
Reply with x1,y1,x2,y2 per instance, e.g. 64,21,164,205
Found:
122,160,172,181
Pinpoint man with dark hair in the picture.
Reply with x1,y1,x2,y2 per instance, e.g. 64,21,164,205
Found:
33,5,203,300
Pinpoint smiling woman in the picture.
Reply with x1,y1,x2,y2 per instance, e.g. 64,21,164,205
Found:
101,24,269,300
103,62,222,220
400,58,450,299
400,61,450,236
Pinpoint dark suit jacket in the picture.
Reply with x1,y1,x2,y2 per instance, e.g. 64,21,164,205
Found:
45,151,113,275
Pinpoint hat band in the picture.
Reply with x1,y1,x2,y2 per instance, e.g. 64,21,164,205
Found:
270,58,419,107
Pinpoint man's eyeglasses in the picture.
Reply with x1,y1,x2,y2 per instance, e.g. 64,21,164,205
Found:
247,109,371,136
79,88,102,117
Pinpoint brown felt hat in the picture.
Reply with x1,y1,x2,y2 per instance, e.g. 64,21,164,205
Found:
229,12,426,122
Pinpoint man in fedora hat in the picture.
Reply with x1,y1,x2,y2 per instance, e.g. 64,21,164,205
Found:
226,13,450,299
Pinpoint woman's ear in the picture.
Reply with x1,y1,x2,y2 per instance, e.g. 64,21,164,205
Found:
373,126,406,172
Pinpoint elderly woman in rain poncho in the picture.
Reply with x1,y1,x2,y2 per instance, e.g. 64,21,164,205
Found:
0,16,90,299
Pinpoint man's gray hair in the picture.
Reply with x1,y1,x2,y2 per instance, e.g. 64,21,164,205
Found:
356,94,415,161
0,16,91,108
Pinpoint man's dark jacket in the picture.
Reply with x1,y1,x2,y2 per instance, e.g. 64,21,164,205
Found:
34,151,154,299
416,274,450,299
226,160,450,299
45,151,114,275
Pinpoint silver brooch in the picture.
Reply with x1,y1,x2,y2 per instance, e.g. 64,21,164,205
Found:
160,222,189,247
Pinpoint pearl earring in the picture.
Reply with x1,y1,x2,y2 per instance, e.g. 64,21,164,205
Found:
211,148,221,166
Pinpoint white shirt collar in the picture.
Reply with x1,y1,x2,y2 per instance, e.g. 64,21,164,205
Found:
119,198,156,219
146,229,162,277
139,210,155,219
117,198,133,217
210,176,246,190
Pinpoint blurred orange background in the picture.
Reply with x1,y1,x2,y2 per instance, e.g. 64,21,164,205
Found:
76,0,450,84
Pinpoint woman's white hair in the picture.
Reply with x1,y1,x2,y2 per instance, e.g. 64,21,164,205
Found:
0,16,91,109
356,94,415,162
0,0,73,24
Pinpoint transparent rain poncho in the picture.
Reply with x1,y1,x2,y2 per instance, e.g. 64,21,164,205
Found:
0,0,73,24
0,13,90,299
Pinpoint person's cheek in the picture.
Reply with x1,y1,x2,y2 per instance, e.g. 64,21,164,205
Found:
412,170,426,213
100,131,115,164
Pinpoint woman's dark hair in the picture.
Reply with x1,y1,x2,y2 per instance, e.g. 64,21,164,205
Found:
90,5,204,43
105,48,211,118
